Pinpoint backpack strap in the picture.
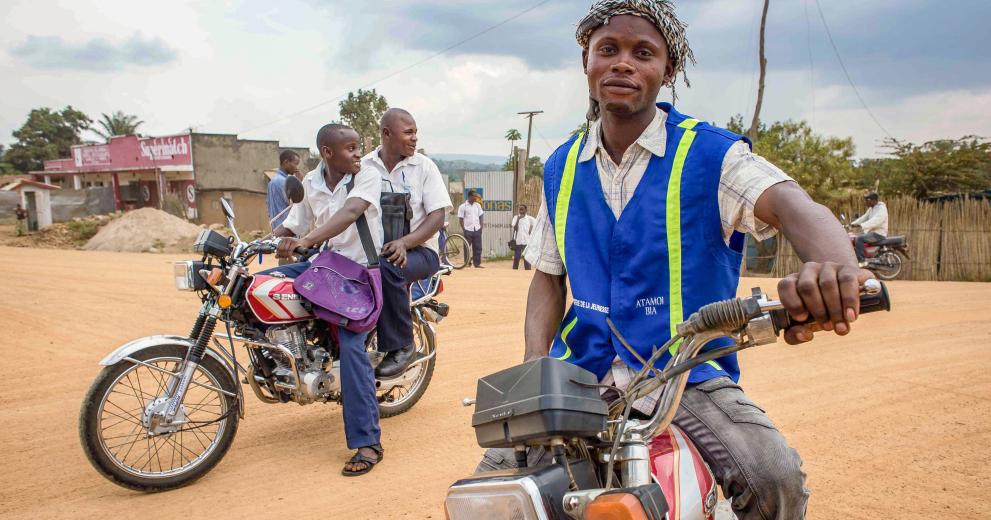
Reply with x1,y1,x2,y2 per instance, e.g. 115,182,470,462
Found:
346,175,380,268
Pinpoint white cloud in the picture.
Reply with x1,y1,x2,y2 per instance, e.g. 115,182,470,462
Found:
1,0,989,163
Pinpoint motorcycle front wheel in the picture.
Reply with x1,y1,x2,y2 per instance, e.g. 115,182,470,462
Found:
79,344,239,491
873,250,904,280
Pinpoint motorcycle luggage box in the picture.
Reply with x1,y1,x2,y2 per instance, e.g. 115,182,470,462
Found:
472,357,607,448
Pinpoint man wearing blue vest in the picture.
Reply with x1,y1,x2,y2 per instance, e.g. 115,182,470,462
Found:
480,2,873,519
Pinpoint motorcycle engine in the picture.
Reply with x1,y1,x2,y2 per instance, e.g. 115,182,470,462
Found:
264,325,339,404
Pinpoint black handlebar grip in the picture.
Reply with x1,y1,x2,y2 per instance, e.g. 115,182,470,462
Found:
771,280,890,334
293,246,319,257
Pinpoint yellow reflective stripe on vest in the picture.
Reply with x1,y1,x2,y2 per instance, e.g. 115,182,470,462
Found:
556,315,579,360
665,119,722,371
555,133,584,271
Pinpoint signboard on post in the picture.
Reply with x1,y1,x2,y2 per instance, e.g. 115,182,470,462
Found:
45,133,193,173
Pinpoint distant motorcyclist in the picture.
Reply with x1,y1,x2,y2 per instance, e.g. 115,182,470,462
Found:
851,192,889,266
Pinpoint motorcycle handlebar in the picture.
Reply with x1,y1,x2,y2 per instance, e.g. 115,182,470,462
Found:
769,279,890,333
293,246,320,258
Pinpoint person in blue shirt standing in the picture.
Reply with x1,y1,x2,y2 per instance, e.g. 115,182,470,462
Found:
267,150,302,230
477,2,875,519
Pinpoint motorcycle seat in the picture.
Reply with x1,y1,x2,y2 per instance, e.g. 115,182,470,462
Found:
876,236,905,246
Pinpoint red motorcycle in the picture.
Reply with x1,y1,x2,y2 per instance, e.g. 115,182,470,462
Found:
840,213,910,280
447,281,890,519
79,178,451,491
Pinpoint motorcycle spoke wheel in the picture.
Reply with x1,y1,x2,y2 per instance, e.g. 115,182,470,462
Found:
97,356,230,479
874,251,903,280
376,326,436,418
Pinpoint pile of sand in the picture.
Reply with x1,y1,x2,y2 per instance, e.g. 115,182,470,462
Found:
84,208,203,253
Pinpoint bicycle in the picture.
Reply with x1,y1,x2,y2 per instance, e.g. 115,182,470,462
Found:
440,228,471,270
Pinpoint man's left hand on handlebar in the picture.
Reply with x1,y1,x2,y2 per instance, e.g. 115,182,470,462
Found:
777,262,875,345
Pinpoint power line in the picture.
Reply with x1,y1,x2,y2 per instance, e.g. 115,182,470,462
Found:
237,0,551,136
804,0,816,131
813,0,895,141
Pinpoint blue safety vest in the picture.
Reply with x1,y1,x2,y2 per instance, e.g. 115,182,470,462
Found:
544,103,749,384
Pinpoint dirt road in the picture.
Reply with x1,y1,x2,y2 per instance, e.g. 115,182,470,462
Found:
1,246,989,519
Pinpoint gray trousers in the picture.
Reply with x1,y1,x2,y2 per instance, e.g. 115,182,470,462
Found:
476,377,809,520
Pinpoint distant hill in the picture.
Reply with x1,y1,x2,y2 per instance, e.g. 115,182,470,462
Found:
431,156,506,181
431,153,506,164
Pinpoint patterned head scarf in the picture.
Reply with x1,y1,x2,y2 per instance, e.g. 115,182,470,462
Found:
576,0,696,118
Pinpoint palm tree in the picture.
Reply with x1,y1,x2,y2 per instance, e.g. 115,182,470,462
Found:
505,128,522,159
92,111,144,141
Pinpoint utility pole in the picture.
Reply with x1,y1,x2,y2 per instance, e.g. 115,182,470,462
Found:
748,0,770,142
516,110,542,205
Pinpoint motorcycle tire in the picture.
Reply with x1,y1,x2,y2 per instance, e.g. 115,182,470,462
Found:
379,354,436,418
873,250,904,280
369,328,437,418
79,344,239,492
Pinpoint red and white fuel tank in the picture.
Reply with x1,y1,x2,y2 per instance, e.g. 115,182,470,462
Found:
650,425,718,519
245,275,314,324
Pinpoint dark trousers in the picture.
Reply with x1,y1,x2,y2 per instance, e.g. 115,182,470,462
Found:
476,377,808,520
855,232,885,261
512,244,531,270
258,261,380,449
376,246,440,352
464,229,483,267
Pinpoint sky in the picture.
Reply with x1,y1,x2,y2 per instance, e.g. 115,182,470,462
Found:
2,0,989,162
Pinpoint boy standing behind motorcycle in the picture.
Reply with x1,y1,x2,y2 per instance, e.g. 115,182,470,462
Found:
270,123,387,476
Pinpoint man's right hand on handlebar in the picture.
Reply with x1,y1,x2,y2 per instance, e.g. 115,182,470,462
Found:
777,262,875,345
276,237,307,259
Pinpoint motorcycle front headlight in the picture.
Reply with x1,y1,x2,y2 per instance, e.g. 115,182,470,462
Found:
173,261,206,291
445,477,547,520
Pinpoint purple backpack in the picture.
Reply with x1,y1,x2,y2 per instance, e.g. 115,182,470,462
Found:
293,177,382,333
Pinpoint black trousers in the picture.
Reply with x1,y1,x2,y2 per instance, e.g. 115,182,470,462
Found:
512,244,531,270
376,246,440,352
464,229,483,267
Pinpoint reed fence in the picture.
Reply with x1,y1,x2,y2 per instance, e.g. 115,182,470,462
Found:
753,196,991,282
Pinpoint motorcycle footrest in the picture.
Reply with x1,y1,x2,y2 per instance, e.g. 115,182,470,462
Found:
429,301,450,317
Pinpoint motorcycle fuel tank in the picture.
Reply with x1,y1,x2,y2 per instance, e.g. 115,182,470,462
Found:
650,425,717,520
246,275,314,324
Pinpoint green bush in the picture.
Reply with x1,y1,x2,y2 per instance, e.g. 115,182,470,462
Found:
66,219,102,243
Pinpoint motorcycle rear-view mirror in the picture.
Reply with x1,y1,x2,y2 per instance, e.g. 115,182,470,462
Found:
220,197,236,220
285,175,304,204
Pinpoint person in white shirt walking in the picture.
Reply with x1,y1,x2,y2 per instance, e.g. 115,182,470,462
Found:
510,204,536,270
458,190,484,267
268,123,386,476
361,108,453,378
851,192,889,266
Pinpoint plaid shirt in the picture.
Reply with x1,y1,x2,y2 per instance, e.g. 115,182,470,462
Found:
522,107,793,413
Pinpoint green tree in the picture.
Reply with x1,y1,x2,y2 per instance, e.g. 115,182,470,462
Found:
338,89,389,153
571,121,589,138
525,156,544,178
728,115,856,204
864,137,991,199
5,106,92,173
502,155,544,178
505,128,522,159
0,144,14,175
92,110,144,141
